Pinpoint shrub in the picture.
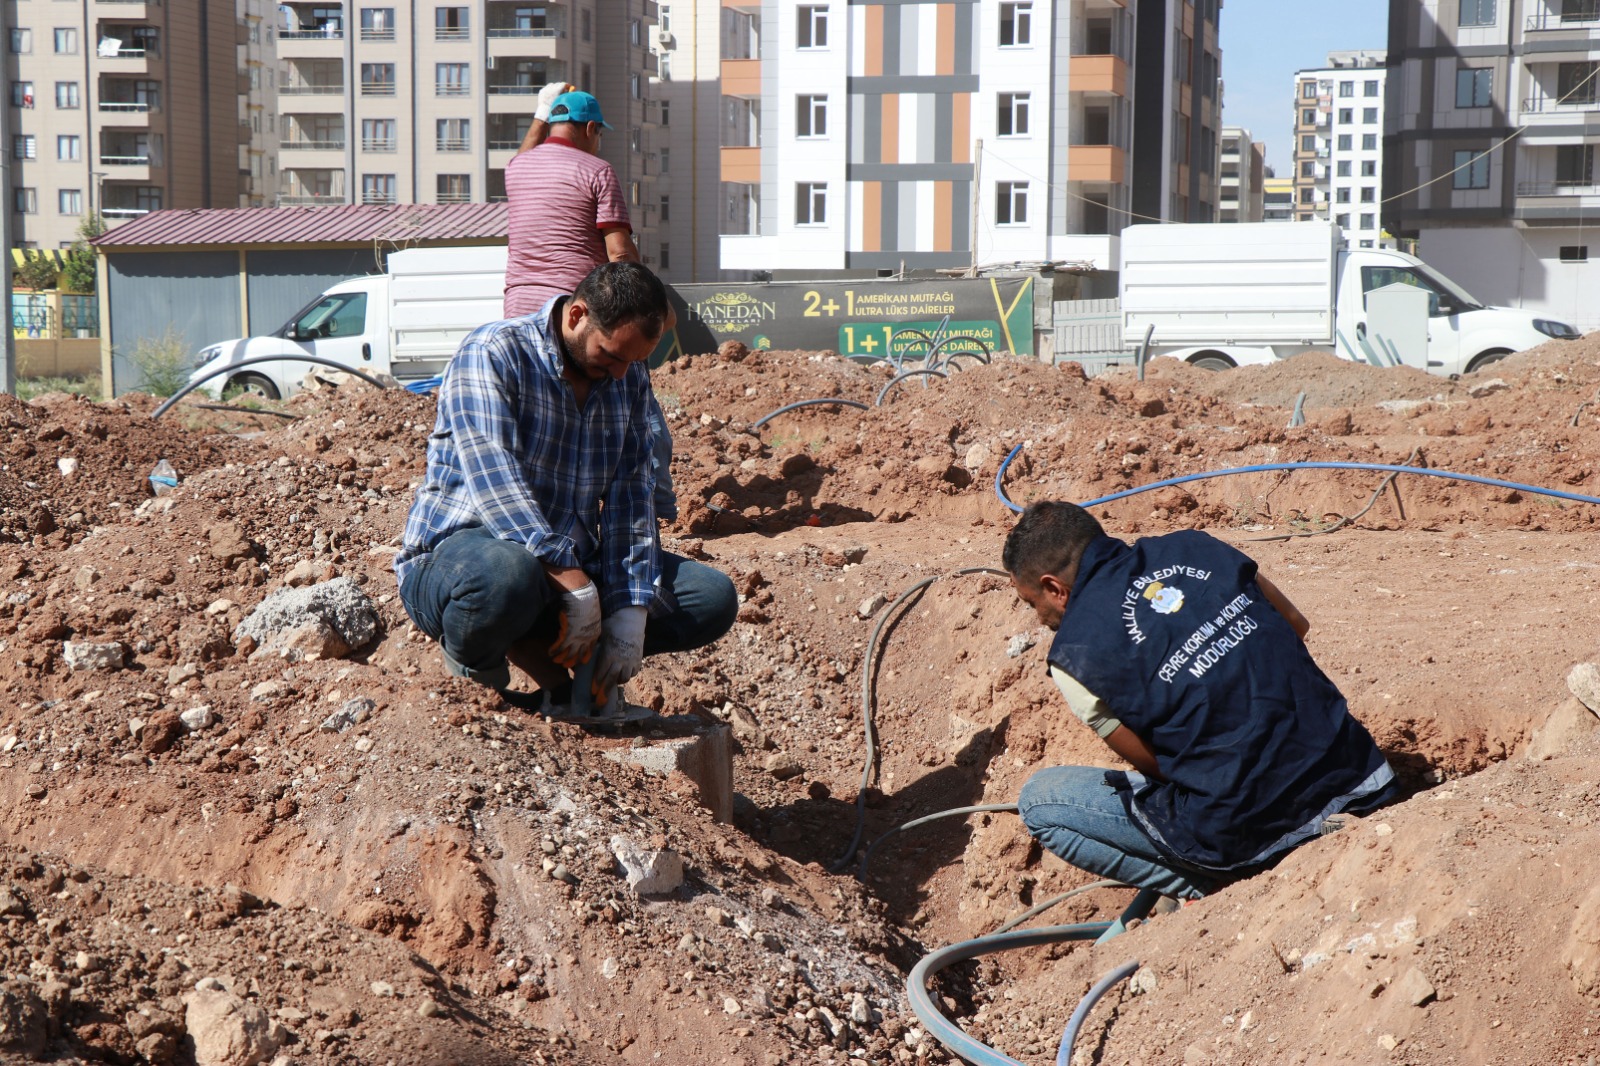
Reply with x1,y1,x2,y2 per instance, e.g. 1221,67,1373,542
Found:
126,326,193,398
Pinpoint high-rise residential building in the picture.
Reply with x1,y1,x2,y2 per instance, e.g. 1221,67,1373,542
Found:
718,0,1222,279
1291,49,1386,248
274,0,659,262
646,0,720,282
1261,172,1294,221
7,0,259,247
1219,126,1264,222
1386,0,1599,330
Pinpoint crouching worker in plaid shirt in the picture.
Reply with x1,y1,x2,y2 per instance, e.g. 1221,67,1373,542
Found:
394,261,737,716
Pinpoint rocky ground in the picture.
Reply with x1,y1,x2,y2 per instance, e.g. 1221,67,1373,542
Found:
0,335,1597,1065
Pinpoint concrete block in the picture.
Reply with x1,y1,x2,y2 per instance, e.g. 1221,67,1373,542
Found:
1569,662,1600,716
604,723,733,823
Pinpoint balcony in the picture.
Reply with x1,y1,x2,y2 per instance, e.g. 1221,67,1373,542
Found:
1515,180,1600,221
487,26,561,38
436,137,470,152
279,194,345,206
1527,7,1600,31
487,33,560,60
722,58,760,97
102,152,151,165
360,80,397,97
435,26,471,41
437,81,473,96
282,137,345,150
280,25,344,39
280,81,343,96
1069,55,1128,97
1066,144,1126,183
720,145,760,182
1521,93,1600,122
359,25,395,41
102,206,154,218
360,137,396,152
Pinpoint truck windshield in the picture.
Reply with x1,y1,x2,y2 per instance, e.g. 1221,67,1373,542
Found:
1360,264,1483,315
288,292,368,339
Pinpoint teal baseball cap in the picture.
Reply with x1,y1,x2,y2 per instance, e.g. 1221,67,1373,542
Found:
549,91,613,129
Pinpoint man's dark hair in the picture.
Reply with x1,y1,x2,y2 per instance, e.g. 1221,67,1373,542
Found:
1002,501,1105,585
573,262,669,338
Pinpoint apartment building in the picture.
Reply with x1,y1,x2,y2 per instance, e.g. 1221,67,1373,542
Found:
274,0,660,262
7,0,255,248
1219,125,1264,221
1386,0,1599,330
718,0,1223,278
1261,172,1294,221
646,0,721,281
1291,49,1386,248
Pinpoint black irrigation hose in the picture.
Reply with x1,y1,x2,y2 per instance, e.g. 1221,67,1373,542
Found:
747,397,870,432
856,803,1019,882
875,367,948,407
1248,446,1422,543
194,403,302,421
1575,388,1600,428
829,566,1009,874
993,880,1127,935
151,355,390,419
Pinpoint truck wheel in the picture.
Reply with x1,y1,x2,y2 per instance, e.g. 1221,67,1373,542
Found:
1465,349,1511,374
229,372,281,401
1188,352,1236,372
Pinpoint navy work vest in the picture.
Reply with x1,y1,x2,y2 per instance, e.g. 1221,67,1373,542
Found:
1046,531,1393,871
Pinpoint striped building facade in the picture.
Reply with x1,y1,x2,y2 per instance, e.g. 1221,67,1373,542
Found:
719,0,1221,278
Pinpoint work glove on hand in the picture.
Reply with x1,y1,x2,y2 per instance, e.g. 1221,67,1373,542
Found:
535,81,576,123
548,582,602,668
591,606,648,698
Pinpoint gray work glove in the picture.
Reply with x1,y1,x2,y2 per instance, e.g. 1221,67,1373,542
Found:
548,582,601,669
591,606,648,698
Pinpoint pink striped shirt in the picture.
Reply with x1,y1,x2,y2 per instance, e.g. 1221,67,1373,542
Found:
503,137,632,317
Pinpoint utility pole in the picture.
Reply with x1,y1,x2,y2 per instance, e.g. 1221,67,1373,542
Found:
967,139,982,278
1,0,16,395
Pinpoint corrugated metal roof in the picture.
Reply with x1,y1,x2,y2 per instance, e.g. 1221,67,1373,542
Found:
93,203,510,249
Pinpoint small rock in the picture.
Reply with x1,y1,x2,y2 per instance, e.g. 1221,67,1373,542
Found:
57,457,79,478
857,595,886,619
601,957,619,980
550,864,577,885
705,907,731,926
73,566,100,590
849,993,870,1026
1006,632,1036,658
764,752,802,780
250,681,286,702
1379,1033,1400,1051
369,982,394,998
206,599,235,616
1129,969,1158,995
761,888,783,910
353,737,374,753
1374,822,1394,837
25,784,45,801
1467,378,1509,398
167,663,200,686
0,736,16,753
610,835,685,895
416,998,443,1019
1570,663,1600,716
723,997,741,1015
1392,967,1437,1007
62,641,126,672
284,559,333,588
180,706,217,732
185,984,284,1066
0,887,28,916
320,698,374,733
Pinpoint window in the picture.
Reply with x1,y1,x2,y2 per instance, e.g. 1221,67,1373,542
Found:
1556,144,1594,186
362,174,396,204
1300,161,1315,178
13,135,35,160
659,5,672,33
1337,134,1352,151
581,62,592,93
53,27,76,53
361,118,396,151
1560,245,1589,262
630,72,641,98
659,54,672,80
797,5,828,48
436,118,470,151
1365,80,1380,97
997,92,1030,136
293,292,368,338
1557,61,1599,105
1339,80,1354,98
1452,149,1490,189
1300,134,1316,152
581,8,591,41
1336,212,1351,228
57,134,79,160
999,1,1032,46
10,29,31,54
14,188,37,214
1338,108,1352,124
1362,160,1377,177
1360,186,1376,202
659,242,670,270
361,63,396,95
659,147,670,172
797,94,827,137
1301,82,1316,99
1304,108,1319,125
55,81,78,108
996,181,1028,224
360,8,395,40
1299,188,1314,203
1360,212,1376,229
436,63,469,95
1337,160,1352,177
1362,133,1377,150
1363,107,1379,123
434,6,468,37
629,18,640,45
11,82,32,108
795,181,826,224
1459,0,1495,26
660,194,670,222
437,173,471,202
59,189,82,215
1335,187,1351,203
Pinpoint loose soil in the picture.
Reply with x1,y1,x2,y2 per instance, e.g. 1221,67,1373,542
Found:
1,337,1598,1065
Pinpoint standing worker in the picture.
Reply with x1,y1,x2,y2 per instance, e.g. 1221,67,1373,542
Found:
1002,501,1397,899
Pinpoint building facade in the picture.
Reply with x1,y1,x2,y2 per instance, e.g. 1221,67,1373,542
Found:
717,0,1222,279
1291,49,1386,248
1219,125,1264,221
7,0,258,248
273,0,661,263
1261,172,1294,221
1386,0,1598,330
646,0,722,282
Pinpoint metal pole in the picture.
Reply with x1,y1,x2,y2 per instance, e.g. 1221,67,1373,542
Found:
968,138,982,278
1,0,15,395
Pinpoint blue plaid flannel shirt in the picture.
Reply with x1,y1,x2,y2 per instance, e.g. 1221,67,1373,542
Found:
394,301,659,616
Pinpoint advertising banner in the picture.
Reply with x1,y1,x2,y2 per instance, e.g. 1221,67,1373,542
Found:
665,277,1035,361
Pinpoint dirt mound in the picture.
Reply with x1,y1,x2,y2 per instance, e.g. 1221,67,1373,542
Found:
0,336,1597,1064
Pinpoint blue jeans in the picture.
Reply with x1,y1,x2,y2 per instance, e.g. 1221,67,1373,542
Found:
1017,766,1221,900
398,525,737,685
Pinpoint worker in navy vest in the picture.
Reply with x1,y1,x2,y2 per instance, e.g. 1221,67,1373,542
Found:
1003,501,1397,899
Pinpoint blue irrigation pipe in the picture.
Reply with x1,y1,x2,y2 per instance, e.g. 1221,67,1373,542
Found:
1056,959,1142,1066
876,367,948,406
993,451,1600,514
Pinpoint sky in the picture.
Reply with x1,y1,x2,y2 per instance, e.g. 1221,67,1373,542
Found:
1218,0,1390,176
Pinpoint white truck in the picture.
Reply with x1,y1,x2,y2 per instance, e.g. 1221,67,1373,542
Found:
1058,221,1579,377
189,245,509,400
